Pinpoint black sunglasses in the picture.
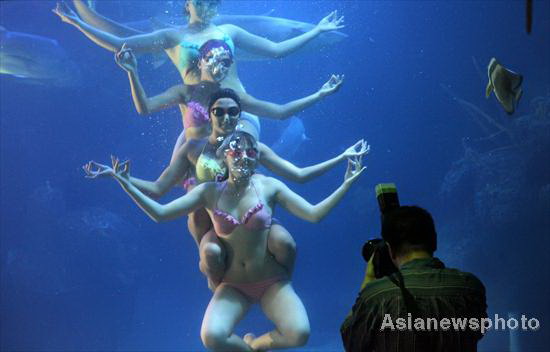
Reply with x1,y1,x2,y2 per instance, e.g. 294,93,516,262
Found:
211,106,240,118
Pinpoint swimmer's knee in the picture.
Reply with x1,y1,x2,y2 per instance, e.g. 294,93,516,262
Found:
200,242,223,262
285,325,310,346
200,326,230,350
269,225,297,253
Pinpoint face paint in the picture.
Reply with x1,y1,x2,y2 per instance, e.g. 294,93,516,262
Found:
202,47,233,82
226,137,258,181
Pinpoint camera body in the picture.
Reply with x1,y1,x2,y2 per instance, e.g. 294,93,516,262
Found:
361,183,399,278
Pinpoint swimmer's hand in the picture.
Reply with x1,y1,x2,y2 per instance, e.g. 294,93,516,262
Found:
319,74,344,97
344,155,366,186
316,10,345,32
115,44,138,72
341,139,370,160
83,156,130,182
83,161,114,178
52,1,79,25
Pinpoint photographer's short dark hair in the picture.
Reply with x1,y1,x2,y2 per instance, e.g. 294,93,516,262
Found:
381,206,437,256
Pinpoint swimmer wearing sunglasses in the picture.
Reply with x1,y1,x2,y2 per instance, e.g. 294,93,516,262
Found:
85,88,369,294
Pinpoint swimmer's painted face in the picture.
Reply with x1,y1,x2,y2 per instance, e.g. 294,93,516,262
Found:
225,135,258,181
201,47,232,82
210,98,240,135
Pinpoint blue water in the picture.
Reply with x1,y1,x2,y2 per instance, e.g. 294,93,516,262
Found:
1,1,549,351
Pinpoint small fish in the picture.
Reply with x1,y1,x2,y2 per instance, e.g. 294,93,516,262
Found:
485,57,523,115
270,117,310,160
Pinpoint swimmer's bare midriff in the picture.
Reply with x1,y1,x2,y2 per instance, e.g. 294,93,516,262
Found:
218,227,287,283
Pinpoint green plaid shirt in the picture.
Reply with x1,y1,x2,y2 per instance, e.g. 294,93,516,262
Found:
341,257,487,352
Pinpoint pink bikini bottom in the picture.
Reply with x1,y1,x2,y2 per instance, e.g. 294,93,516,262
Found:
222,276,288,302
182,177,197,191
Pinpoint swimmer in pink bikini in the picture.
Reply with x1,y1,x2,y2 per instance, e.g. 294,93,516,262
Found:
91,88,368,290
83,131,366,351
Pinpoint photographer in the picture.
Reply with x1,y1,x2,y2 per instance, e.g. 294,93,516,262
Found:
340,206,487,352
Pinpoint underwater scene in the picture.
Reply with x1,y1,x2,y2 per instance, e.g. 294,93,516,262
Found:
1,1,549,351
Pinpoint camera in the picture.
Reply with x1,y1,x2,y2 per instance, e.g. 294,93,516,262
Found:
361,183,399,278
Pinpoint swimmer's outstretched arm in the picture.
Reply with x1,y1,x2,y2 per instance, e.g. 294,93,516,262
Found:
259,140,369,183
239,74,344,120
221,11,344,59
85,142,193,199
84,157,209,222
115,46,185,115
128,142,196,198
53,2,179,53
73,0,143,37
270,156,365,223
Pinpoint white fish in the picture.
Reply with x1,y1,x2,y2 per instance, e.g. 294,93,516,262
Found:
270,117,310,160
0,26,81,86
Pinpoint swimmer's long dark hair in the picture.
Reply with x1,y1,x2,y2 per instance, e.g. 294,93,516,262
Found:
208,88,242,113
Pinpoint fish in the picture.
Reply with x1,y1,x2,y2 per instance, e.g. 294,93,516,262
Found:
485,57,523,115
270,117,310,160
0,26,81,87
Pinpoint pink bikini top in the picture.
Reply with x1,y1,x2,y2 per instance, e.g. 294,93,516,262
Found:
212,181,272,236
183,101,210,129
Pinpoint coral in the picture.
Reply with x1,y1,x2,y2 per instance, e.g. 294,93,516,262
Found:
440,91,549,226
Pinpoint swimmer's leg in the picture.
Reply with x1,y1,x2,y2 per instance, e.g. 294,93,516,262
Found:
267,223,297,276
199,228,226,290
188,209,227,290
247,281,310,350
187,208,212,247
200,285,252,351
